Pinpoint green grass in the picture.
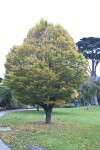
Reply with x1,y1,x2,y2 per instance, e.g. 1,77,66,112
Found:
0,106,100,150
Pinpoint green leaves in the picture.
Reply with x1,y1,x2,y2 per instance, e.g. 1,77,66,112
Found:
4,19,89,107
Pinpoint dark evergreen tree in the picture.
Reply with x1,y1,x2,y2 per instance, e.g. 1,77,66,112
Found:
76,37,100,106
76,37,100,81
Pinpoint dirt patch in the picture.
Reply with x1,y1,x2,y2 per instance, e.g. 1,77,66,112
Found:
28,121,74,126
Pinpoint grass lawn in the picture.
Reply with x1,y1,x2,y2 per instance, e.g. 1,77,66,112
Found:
0,106,100,150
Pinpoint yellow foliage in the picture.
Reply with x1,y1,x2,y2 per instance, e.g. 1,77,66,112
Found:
4,18,89,109
43,100,68,107
34,18,47,35
54,100,69,106
71,90,79,98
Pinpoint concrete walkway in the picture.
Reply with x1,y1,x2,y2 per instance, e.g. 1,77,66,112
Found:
0,109,34,150
0,109,34,117
0,139,11,150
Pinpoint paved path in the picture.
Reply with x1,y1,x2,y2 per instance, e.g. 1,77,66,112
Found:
0,109,34,117
0,109,34,150
0,139,11,150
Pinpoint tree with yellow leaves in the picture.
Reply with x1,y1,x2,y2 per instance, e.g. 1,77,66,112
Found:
4,19,89,124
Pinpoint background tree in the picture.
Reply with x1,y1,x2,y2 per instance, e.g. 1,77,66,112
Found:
76,37,100,81
76,37,100,106
4,19,89,124
79,81,97,110
94,80,100,105
0,85,11,109
97,93,100,105
0,84,26,109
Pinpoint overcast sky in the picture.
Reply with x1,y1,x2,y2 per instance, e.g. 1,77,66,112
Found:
0,0,100,78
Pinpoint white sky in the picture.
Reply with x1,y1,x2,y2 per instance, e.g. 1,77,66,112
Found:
0,0,100,78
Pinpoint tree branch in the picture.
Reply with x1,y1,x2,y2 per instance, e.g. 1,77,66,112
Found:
95,60,99,71
88,65,91,74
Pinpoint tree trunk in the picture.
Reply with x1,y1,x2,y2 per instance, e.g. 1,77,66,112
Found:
37,105,39,111
91,96,99,106
87,102,89,110
90,60,99,105
45,110,52,124
42,104,54,124
91,60,96,81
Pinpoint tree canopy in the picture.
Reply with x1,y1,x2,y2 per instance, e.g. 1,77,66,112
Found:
76,37,100,80
4,19,89,124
